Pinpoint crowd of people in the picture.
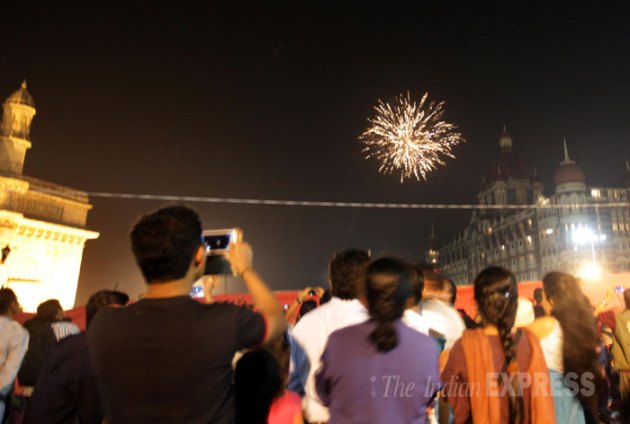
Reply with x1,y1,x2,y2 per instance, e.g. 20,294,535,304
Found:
0,204,629,423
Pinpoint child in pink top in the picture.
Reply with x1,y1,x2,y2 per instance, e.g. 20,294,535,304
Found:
269,390,302,424
235,333,304,424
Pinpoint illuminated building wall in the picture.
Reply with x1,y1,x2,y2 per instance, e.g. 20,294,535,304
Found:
0,82,98,312
437,129,630,284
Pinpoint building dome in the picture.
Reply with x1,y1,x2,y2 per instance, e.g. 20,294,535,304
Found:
6,80,35,108
554,162,585,185
554,139,585,186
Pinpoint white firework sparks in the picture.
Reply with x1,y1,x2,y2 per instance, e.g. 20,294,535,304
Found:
359,92,464,182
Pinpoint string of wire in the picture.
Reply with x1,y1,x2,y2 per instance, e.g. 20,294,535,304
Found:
31,189,630,210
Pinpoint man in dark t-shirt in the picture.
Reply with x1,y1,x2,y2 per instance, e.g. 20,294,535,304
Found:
88,205,287,423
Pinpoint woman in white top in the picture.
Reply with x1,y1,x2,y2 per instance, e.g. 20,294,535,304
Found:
527,272,602,423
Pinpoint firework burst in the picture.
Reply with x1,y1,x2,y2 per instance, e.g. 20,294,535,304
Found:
359,92,464,182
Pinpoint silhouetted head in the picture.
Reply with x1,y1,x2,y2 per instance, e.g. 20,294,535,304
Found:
0,288,19,316
234,349,283,424
328,249,370,300
86,290,130,329
37,299,63,322
296,299,318,323
130,205,203,284
443,277,457,305
407,266,424,307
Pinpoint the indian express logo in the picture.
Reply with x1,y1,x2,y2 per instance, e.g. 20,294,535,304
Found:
435,371,596,397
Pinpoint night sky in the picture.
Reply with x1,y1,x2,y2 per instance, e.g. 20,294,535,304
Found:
2,1,630,304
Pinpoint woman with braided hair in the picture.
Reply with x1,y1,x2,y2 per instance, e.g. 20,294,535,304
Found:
315,257,439,423
441,266,554,423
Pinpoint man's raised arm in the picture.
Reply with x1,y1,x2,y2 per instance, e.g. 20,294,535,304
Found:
227,241,288,343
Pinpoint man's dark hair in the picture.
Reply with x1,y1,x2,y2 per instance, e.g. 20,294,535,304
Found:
86,290,130,328
421,269,445,293
297,300,318,322
328,249,370,300
409,267,424,305
0,288,17,315
625,289,630,310
36,299,62,322
533,287,543,304
130,205,203,283
443,277,457,305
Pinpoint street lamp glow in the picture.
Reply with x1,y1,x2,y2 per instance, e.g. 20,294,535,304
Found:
571,228,595,245
577,262,602,281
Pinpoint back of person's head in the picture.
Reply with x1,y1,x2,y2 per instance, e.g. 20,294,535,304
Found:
420,267,445,299
130,205,203,284
542,272,601,415
443,277,457,305
407,266,424,307
86,290,130,328
319,289,332,305
366,257,413,353
37,299,62,322
234,349,283,424
296,299,318,323
624,288,630,310
0,288,17,315
474,266,522,422
328,249,370,300
533,287,543,304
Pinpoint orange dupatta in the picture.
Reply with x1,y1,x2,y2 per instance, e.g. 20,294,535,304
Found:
461,328,555,423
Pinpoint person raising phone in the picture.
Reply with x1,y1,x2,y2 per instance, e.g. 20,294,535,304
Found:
88,205,287,424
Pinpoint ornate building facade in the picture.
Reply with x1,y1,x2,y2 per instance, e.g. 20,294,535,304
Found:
0,82,98,311
436,128,630,284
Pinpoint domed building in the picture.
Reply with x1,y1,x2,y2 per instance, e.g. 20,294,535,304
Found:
438,127,630,284
0,81,99,311
554,140,586,191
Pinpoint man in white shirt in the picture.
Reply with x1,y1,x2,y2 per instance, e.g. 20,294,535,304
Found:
419,270,465,350
289,249,370,423
0,288,29,421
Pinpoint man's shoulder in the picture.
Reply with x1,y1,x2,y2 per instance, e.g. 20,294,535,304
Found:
23,317,48,332
422,299,449,312
90,299,248,329
8,318,28,338
403,309,430,333
423,300,463,320
46,333,89,369
292,298,364,334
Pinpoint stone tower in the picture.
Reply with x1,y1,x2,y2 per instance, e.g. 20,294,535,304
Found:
0,80,36,175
